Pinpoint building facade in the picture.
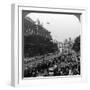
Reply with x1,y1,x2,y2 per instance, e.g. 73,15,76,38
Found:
24,17,52,40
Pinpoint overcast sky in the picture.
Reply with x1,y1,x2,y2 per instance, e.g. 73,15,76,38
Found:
27,13,80,42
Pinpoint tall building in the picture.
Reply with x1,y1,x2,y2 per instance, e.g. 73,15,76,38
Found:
24,17,52,40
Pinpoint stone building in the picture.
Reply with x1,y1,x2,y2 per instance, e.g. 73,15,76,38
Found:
24,17,52,40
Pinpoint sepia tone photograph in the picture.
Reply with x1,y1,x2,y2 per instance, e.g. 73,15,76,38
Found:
22,10,81,78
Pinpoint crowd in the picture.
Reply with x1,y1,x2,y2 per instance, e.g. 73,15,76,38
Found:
24,49,80,77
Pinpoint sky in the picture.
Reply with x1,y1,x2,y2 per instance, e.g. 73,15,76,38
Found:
27,13,81,42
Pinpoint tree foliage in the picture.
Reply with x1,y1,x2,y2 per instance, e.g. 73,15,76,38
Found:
72,36,80,53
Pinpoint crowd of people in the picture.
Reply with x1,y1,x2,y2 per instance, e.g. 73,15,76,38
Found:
24,49,80,77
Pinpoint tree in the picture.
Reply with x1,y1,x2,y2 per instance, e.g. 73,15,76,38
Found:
72,36,80,53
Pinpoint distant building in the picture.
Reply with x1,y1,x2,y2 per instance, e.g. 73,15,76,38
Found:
57,38,74,54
